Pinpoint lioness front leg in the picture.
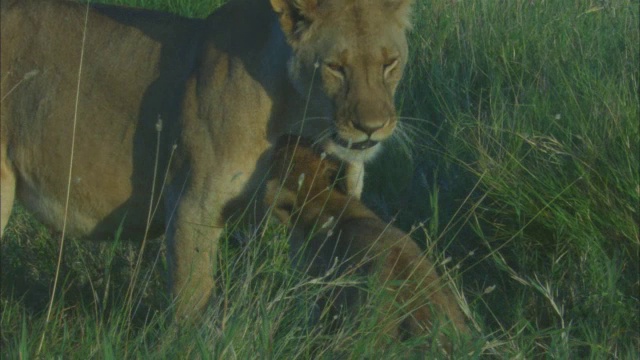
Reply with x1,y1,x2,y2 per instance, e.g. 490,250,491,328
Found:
0,148,16,238
344,161,365,198
165,189,223,322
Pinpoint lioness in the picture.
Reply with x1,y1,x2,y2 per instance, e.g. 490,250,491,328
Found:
1,0,412,320
265,135,469,347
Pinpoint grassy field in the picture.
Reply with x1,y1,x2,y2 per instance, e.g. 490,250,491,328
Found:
1,0,638,358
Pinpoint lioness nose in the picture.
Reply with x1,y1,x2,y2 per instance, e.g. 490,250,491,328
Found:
352,119,386,136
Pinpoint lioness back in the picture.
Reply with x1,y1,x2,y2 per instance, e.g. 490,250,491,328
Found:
1,0,287,319
266,134,470,349
1,0,204,237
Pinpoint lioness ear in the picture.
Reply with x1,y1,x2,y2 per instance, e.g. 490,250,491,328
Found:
384,0,414,28
270,0,319,43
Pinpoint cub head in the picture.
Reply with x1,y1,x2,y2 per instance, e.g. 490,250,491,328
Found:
270,0,413,162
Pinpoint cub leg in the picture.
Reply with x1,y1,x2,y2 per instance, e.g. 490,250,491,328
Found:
378,238,469,341
343,220,470,347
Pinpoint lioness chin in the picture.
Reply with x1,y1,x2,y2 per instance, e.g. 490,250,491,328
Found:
1,0,412,320
265,135,470,350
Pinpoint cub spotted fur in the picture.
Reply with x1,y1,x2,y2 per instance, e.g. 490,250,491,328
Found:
265,135,470,346
1,0,412,320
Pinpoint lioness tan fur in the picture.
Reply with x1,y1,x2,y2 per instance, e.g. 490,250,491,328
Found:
1,0,413,320
265,135,469,347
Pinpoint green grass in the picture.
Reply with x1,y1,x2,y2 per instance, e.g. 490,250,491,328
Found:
2,0,638,358
91,0,224,17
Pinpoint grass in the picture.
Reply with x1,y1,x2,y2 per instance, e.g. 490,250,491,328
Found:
2,0,638,358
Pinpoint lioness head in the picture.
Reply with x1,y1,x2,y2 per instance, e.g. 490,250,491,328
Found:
270,0,413,162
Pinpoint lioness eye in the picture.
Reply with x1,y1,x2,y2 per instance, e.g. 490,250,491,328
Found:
383,58,399,77
325,62,345,78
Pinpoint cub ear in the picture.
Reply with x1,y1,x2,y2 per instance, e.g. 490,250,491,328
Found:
270,0,319,44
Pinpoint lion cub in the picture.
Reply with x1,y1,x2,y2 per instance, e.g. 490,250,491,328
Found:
265,135,469,347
